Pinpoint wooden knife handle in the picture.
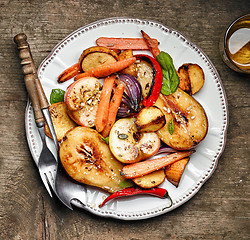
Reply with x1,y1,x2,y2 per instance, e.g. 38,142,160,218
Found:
14,33,50,110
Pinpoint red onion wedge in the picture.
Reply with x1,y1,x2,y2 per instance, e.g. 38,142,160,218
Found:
117,74,142,117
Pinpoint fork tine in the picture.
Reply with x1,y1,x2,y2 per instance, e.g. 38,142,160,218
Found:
39,170,53,197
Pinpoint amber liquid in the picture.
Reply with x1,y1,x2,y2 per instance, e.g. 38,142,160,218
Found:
227,28,250,70
226,23,250,72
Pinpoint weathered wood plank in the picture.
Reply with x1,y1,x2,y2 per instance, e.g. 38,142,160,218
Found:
0,0,249,239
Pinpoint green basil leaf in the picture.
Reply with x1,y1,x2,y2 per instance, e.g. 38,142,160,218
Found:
101,136,109,144
156,51,180,96
50,89,65,104
168,119,174,135
118,179,134,188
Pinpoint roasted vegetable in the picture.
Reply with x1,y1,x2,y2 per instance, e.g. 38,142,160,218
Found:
178,63,205,95
57,63,82,83
44,102,77,142
121,150,194,179
118,50,137,76
96,37,159,50
59,126,126,193
165,157,190,187
136,59,154,98
135,106,166,132
155,89,208,150
116,74,142,117
79,46,118,72
132,169,165,188
74,57,136,80
135,54,163,107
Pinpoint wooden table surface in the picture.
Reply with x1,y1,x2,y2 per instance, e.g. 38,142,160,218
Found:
1,0,249,239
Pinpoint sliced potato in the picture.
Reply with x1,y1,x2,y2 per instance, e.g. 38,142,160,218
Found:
136,59,153,97
165,157,190,187
118,50,137,76
133,169,165,188
109,118,161,164
178,66,191,94
79,46,118,72
59,126,126,193
135,106,166,132
44,102,77,142
178,63,205,95
155,89,208,150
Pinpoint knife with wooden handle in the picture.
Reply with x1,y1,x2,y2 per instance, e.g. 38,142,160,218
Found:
14,33,59,152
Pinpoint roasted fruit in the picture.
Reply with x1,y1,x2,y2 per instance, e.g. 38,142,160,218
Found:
109,118,161,164
165,157,190,187
59,126,126,193
155,89,208,150
79,46,118,72
64,77,101,127
44,102,77,142
135,106,166,132
178,63,205,95
65,77,101,111
132,169,165,188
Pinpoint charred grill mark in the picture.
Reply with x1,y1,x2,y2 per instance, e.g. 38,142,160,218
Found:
181,114,188,123
133,132,142,142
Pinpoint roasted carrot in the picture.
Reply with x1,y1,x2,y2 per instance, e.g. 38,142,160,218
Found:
57,63,82,83
121,150,194,179
95,75,116,132
74,57,136,81
101,83,125,138
141,30,161,59
96,37,159,50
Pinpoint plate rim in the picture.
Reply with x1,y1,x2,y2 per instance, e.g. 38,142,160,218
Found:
26,17,229,220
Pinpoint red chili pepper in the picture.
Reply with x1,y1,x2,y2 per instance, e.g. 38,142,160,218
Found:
135,54,163,107
99,187,173,208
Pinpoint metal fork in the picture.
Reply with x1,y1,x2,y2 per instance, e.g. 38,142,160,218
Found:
14,33,87,210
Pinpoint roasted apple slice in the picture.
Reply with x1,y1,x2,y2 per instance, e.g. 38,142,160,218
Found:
79,46,118,72
65,76,101,111
59,126,126,193
135,106,166,132
64,77,101,127
155,89,208,150
44,102,77,142
132,169,165,188
165,157,190,187
109,118,161,164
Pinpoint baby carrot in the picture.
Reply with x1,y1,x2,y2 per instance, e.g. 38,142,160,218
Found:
74,57,136,80
96,37,159,50
57,63,82,83
101,83,125,138
121,150,195,179
141,30,161,59
95,75,116,133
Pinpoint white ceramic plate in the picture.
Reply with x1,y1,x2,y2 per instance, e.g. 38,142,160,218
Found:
25,17,228,220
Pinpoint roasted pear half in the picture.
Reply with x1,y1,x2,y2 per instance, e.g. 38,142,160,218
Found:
59,126,126,193
155,88,208,150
